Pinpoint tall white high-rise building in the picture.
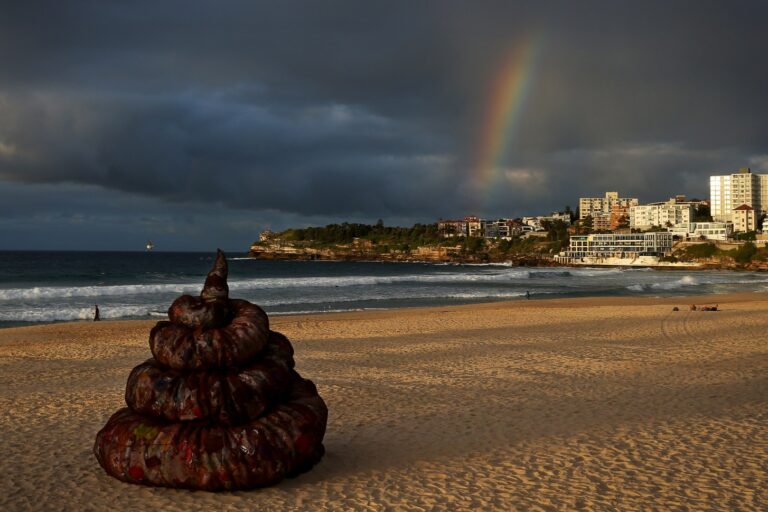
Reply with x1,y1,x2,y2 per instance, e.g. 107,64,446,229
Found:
710,167,768,222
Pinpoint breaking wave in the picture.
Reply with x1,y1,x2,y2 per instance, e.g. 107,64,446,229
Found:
0,272,518,301
0,305,167,323
0,283,200,301
627,275,700,291
0,266,641,302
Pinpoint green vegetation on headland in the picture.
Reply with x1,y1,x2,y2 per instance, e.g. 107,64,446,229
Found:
249,221,564,264
664,241,768,268
277,221,444,250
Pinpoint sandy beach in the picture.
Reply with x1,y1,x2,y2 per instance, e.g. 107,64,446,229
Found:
1,293,767,511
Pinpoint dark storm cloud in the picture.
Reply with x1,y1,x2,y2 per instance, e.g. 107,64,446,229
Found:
0,181,379,251
1,1,768,248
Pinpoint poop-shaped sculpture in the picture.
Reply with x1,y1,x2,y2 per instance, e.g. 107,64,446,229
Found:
94,250,327,491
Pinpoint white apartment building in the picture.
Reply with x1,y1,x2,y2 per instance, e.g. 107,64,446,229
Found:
668,222,733,241
710,167,768,222
557,232,674,263
732,204,757,233
466,216,483,237
548,212,573,224
629,199,694,229
521,212,572,231
579,192,639,220
521,216,539,229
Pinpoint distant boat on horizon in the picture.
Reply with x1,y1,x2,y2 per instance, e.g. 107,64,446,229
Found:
146,240,154,251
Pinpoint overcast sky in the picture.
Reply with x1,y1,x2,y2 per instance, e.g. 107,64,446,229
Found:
1,1,767,251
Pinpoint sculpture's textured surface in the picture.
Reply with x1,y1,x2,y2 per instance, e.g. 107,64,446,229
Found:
94,250,327,491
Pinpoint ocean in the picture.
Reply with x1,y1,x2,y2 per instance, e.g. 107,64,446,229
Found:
1,250,767,327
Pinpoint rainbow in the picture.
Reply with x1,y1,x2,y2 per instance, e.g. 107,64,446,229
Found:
471,37,541,205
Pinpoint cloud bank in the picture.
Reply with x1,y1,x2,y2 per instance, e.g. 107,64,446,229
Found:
1,1,767,249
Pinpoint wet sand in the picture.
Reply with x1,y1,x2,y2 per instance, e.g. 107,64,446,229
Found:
1,293,767,511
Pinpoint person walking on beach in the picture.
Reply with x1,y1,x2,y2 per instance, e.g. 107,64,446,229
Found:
93,304,100,322
526,290,531,300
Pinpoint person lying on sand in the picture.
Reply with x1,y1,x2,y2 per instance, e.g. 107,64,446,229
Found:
689,304,718,312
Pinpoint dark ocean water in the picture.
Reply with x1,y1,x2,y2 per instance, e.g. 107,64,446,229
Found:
1,251,767,327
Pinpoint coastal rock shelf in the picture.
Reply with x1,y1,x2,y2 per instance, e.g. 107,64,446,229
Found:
94,250,327,491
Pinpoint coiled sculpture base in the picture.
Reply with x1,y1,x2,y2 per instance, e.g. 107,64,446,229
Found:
94,250,327,491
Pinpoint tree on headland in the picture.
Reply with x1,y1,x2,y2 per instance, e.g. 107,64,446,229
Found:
577,215,593,234
463,236,485,254
564,205,575,223
734,231,757,241
733,242,757,263
541,219,570,243
275,221,444,246
692,203,713,222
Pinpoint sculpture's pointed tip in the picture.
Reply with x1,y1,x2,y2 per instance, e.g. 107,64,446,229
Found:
215,248,227,269
201,249,229,300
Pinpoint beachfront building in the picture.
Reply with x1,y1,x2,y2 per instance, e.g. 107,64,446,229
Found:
437,215,483,237
732,204,757,233
437,219,469,237
609,205,630,230
591,213,612,231
437,211,570,239
521,216,540,230
556,232,674,264
521,212,571,231
466,216,483,237
710,167,768,222
483,219,523,239
629,198,694,230
667,222,733,241
544,211,572,225
579,191,639,220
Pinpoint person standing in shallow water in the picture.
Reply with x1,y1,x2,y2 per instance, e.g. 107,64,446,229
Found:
526,290,531,300
93,305,100,321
